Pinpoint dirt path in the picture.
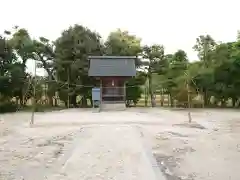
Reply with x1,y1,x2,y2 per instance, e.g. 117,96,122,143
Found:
0,108,240,180
0,109,166,180
48,125,163,180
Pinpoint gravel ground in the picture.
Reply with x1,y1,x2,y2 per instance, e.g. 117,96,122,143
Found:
0,108,240,180
142,108,240,180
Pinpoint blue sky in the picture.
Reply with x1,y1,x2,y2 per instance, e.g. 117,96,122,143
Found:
1,0,240,75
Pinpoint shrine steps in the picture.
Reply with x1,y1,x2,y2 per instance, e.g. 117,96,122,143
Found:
100,102,126,111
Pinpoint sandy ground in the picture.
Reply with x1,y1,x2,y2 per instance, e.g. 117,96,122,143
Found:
0,108,240,180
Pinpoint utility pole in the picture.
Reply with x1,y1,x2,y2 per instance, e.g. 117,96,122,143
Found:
30,60,37,126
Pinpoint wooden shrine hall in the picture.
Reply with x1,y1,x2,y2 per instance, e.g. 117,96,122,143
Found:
88,56,136,110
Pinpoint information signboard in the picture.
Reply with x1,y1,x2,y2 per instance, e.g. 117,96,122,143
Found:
92,88,101,109
92,88,100,101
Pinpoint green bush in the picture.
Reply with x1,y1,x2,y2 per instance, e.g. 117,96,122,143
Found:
126,86,143,106
0,101,18,113
125,73,146,106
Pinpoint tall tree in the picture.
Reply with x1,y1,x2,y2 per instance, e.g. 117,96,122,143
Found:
105,29,142,66
193,35,216,106
142,44,165,107
0,37,16,98
6,27,35,105
193,35,216,67
33,37,56,106
171,50,188,67
54,24,104,107
105,29,142,56
161,50,189,107
0,34,29,111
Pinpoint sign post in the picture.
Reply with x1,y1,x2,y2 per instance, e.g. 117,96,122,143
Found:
92,87,101,112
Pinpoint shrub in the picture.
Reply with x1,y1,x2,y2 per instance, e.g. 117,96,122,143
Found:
0,101,18,113
126,86,142,106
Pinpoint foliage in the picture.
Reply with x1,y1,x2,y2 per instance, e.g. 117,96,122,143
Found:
142,44,165,106
54,24,104,107
105,29,142,56
193,35,216,66
126,72,146,106
2,24,240,112
0,101,17,113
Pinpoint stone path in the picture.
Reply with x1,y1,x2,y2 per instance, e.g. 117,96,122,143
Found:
47,125,164,180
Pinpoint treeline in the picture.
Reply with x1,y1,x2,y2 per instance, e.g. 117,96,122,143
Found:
1,24,240,113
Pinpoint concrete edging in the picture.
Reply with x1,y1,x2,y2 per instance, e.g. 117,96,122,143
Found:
135,127,167,180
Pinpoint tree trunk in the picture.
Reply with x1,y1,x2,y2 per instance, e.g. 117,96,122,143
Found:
167,94,170,106
160,88,164,106
213,98,218,107
151,94,156,107
221,99,226,107
148,74,155,107
203,89,209,106
144,85,148,107
49,96,53,106
232,97,237,107
134,101,137,107
89,98,93,107
70,94,77,107
81,96,88,107
16,97,19,106
169,93,174,107
23,98,28,106
160,99,164,106
20,95,24,106
54,97,58,107
64,101,68,108
126,100,130,107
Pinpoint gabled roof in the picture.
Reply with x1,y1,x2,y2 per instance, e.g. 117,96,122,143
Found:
88,56,136,77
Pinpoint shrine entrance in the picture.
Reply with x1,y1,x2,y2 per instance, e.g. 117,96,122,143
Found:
101,77,126,103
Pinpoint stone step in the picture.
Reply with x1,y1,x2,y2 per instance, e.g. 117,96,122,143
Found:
101,103,126,111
